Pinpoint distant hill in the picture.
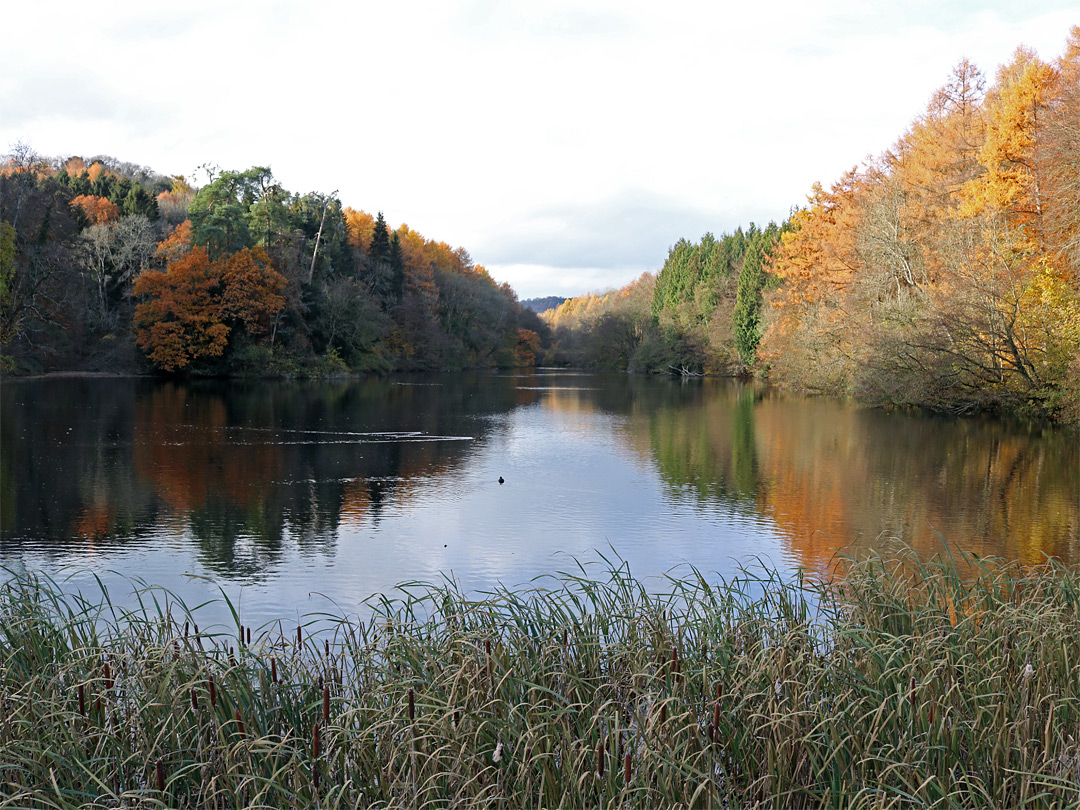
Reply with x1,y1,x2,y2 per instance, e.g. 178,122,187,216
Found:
520,296,568,314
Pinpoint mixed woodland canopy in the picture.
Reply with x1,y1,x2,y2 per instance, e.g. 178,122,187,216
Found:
542,29,1080,423
1,29,1077,423
1,157,546,377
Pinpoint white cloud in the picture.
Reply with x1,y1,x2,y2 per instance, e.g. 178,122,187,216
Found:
2,1,1075,299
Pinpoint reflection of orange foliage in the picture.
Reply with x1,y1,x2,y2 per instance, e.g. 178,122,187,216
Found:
70,194,120,225
73,505,114,544
750,397,1079,571
340,480,372,526
132,386,282,516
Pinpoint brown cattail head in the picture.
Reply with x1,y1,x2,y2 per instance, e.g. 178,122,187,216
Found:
454,708,460,728
297,625,303,646
312,722,321,759
597,739,605,778
713,699,721,734
323,684,330,725
659,703,666,728
928,699,935,725
103,662,112,692
624,750,632,784
209,675,217,707
156,758,165,793
229,648,236,668
184,621,189,638
246,626,251,646
194,623,199,636
408,687,415,722
238,625,244,645
485,638,492,659
77,683,86,716
562,628,568,648
271,656,278,684
325,639,330,658
910,676,916,705
191,687,198,712
234,708,245,739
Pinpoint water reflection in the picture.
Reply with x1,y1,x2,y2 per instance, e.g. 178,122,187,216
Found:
631,383,1078,570
2,373,1076,623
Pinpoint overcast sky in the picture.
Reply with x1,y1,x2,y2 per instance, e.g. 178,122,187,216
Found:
1,1,1075,299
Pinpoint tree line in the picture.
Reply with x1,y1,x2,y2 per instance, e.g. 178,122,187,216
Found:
544,29,1080,423
1,155,547,376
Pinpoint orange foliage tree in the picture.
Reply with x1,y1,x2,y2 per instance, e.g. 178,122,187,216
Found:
133,246,286,371
70,194,120,225
759,30,1080,420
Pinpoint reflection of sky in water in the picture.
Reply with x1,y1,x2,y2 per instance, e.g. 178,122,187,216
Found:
5,384,788,632
5,372,1074,634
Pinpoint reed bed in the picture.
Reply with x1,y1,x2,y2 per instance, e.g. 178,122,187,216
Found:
2,550,1079,809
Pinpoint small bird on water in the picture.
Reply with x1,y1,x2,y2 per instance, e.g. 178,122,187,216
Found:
498,476,504,484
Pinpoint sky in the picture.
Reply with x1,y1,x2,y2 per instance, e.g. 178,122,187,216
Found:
1,1,1076,300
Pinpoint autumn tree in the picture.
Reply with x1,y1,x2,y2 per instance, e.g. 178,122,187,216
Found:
132,246,286,372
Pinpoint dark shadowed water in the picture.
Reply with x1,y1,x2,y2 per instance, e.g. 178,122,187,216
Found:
2,371,1076,629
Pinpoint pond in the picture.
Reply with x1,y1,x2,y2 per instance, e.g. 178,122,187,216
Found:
2,371,1076,628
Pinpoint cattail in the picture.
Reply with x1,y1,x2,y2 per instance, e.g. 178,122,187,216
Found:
209,675,217,707
246,626,251,646
77,683,86,716
312,722,321,759
325,638,330,658
191,687,198,712
562,628,568,648
95,696,102,717
103,662,112,692
271,656,278,684
194,623,199,636
184,621,189,637
238,625,244,645
659,703,666,729
323,684,330,725
624,750,632,785
156,758,165,793
229,648,236,668
597,739,605,778
408,687,415,722
713,699,721,735
928,698,935,726
485,638,492,659
910,676,916,706
234,708,245,739
454,708,460,728
297,625,303,647
669,648,677,679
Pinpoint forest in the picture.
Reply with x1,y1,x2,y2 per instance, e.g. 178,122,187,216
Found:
0,156,547,377
543,29,1080,424
2,29,1077,423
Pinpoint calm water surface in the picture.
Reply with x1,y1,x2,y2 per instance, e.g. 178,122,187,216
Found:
2,372,1076,628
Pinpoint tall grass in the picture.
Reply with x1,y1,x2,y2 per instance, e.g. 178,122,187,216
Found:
2,550,1079,808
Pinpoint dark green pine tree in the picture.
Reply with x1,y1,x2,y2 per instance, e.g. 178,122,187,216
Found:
733,241,765,367
389,230,405,300
369,211,391,263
